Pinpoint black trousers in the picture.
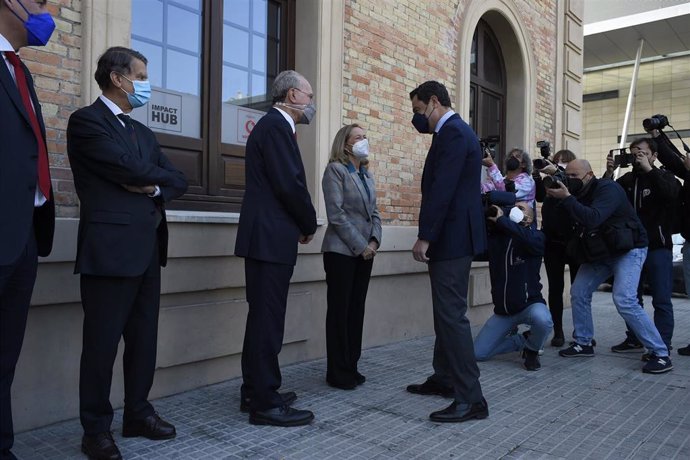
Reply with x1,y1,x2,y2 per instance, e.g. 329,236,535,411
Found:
427,256,484,404
0,234,37,458
79,244,160,435
544,240,579,337
323,252,373,386
241,258,294,411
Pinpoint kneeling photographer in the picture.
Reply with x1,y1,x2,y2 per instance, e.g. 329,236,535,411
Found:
533,149,579,347
545,160,672,374
473,193,553,371
604,137,680,356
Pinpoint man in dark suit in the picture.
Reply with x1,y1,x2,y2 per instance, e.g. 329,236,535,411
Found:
407,81,489,423
0,2,55,459
67,47,187,460
234,70,318,427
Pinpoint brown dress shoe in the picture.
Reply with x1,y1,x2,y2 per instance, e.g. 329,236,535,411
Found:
122,413,176,440
81,432,122,460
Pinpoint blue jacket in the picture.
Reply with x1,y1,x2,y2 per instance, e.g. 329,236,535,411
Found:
488,216,545,316
419,113,487,260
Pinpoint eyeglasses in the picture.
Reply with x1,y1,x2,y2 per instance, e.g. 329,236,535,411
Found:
292,87,314,101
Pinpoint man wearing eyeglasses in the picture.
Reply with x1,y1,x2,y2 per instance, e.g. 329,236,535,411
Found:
234,70,317,427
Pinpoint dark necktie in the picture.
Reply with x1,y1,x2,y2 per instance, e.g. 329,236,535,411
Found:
5,51,51,199
117,113,139,152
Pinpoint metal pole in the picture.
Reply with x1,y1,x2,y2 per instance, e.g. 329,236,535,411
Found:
615,38,644,179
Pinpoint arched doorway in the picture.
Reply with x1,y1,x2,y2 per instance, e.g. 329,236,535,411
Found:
469,19,506,166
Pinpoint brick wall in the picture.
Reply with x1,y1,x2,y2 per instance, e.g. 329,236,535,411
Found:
23,0,81,218
342,0,559,224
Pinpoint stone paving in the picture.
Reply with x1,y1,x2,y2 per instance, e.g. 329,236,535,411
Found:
13,292,690,459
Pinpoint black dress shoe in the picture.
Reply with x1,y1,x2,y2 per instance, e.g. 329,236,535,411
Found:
429,398,489,423
249,405,314,427
327,379,357,390
406,379,454,397
81,432,122,460
355,372,366,385
240,391,297,413
122,413,176,440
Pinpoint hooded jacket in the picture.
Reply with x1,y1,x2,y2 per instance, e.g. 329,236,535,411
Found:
488,215,545,316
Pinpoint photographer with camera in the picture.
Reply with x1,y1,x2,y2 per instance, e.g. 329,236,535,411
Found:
646,114,690,357
603,138,680,357
481,148,536,203
546,160,672,374
473,196,553,371
532,149,579,347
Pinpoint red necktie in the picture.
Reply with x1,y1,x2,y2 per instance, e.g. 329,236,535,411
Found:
6,51,51,199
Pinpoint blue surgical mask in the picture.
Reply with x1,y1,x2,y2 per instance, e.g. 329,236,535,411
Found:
120,74,152,108
10,0,56,46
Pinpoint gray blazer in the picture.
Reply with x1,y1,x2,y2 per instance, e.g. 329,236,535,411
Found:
321,161,382,256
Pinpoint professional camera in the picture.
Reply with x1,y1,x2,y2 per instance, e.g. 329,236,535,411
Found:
609,148,635,168
542,170,569,189
482,190,516,218
642,114,669,131
479,135,500,159
533,140,551,169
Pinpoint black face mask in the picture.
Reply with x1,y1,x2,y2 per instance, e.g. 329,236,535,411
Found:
566,178,584,195
506,158,521,171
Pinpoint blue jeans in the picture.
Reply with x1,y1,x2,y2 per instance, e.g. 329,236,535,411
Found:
679,242,689,351
626,248,674,347
570,247,668,357
474,303,553,361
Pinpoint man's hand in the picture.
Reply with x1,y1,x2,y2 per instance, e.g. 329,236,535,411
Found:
545,181,570,199
361,244,377,260
121,184,156,194
412,238,430,263
486,205,503,223
684,154,690,172
606,152,615,175
481,153,495,168
539,161,557,176
633,150,653,173
299,234,314,244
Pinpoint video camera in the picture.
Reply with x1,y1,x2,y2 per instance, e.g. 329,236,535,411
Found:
479,135,500,159
533,140,551,170
642,114,669,132
609,148,635,168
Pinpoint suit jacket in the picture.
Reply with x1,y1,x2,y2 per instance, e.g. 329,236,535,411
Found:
321,161,382,256
419,113,487,261
67,98,188,277
234,108,317,266
0,51,55,264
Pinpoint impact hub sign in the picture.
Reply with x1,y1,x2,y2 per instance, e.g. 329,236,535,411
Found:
147,92,182,133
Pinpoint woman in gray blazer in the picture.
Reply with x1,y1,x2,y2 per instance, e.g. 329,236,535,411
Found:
322,124,382,390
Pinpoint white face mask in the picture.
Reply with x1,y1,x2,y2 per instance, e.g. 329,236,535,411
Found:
558,162,568,169
509,206,525,224
350,139,369,158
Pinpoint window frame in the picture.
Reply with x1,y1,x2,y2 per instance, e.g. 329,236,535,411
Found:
132,0,296,212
